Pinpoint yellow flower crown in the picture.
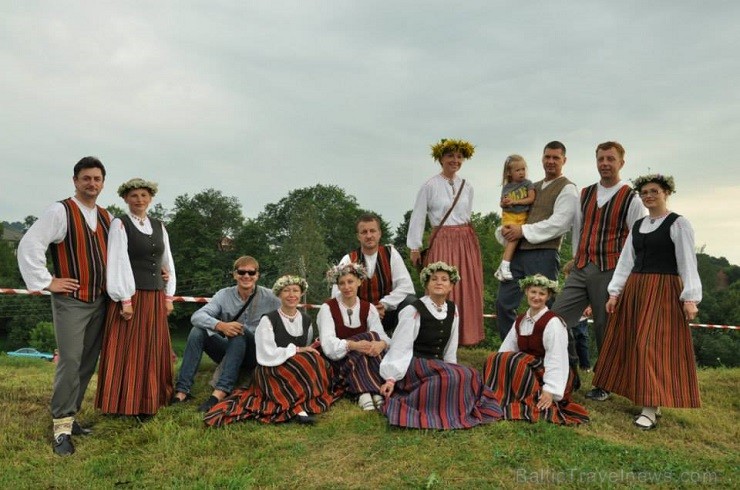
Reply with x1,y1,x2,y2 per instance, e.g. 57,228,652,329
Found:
430,139,475,161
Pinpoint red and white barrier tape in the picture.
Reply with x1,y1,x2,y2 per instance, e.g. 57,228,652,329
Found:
1,288,737,330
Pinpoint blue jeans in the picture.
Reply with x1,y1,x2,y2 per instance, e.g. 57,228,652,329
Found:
175,327,256,394
495,249,560,340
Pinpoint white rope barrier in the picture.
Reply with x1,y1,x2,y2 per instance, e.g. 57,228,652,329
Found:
1,288,737,330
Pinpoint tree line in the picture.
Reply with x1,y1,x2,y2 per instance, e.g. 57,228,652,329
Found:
1,184,739,365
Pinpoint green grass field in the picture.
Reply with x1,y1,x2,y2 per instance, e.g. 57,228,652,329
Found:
1,348,737,489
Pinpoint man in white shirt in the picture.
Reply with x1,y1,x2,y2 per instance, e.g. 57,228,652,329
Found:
551,141,646,401
17,157,112,456
332,214,415,332
496,141,578,340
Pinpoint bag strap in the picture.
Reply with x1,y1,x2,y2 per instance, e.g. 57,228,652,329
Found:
428,179,466,249
230,290,257,322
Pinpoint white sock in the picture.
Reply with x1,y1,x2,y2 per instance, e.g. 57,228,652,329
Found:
297,410,308,417
501,260,511,273
53,416,74,439
636,406,657,426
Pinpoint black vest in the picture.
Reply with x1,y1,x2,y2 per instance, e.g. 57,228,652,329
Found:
265,310,312,348
412,299,455,360
121,215,165,290
631,213,680,275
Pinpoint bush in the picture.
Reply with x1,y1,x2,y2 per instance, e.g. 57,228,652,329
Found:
29,321,56,353
5,315,47,350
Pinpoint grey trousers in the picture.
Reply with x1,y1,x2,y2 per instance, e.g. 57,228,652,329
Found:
551,262,614,357
50,294,106,418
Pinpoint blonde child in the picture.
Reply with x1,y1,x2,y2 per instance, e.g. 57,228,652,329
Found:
496,155,535,281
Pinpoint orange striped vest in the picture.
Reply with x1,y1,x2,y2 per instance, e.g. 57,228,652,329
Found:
574,184,635,271
50,198,111,303
349,246,393,304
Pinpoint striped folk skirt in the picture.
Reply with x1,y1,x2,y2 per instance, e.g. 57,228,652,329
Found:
381,358,503,430
329,331,386,395
593,273,701,408
483,351,589,425
95,290,174,415
203,351,340,427
425,224,484,346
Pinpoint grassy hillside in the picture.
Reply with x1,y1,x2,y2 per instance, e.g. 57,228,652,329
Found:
1,350,737,489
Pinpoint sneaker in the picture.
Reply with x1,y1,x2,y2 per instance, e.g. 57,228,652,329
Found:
585,387,610,401
197,395,220,413
494,267,506,282
53,434,75,456
71,421,92,436
372,394,384,409
494,266,513,282
358,393,375,411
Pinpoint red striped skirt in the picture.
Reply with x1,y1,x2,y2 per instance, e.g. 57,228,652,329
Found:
381,358,502,430
483,351,589,425
203,351,340,427
593,273,701,408
426,224,484,346
329,331,385,395
95,290,174,415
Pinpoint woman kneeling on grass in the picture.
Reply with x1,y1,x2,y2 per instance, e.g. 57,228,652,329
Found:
483,274,589,425
317,263,392,411
204,275,340,427
378,262,502,429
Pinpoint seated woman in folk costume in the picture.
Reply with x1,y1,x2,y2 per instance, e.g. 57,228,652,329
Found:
317,263,392,411
204,275,339,427
378,262,502,430
483,274,589,425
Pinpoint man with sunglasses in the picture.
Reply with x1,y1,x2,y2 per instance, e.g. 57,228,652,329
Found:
172,255,280,412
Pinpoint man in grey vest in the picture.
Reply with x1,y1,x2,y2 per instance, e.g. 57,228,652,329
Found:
495,141,578,339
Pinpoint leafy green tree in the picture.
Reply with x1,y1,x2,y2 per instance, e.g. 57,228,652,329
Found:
0,223,23,288
23,215,37,232
255,184,390,263
29,321,56,352
166,189,245,329
471,211,503,347
276,203,331,304
105,204,126,218
149,203,169,222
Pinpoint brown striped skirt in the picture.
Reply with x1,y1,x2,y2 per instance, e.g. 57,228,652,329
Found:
95,290,174,415
425,224,484,346
328,331,386,395
204,351,340,427
483,351,589,425
593,273,701,408
381,358,502,430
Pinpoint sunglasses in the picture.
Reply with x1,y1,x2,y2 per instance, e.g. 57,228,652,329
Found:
235,269,258,276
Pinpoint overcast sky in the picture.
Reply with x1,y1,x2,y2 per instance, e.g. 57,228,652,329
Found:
2,1,739,265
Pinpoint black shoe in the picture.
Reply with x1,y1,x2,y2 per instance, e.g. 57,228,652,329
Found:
585,387,610,401
294,414,316,425
170,393,193,404
197,396,220,413
53,434,75,456
71,421,92,436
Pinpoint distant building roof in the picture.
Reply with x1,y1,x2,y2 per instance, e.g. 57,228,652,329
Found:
1,227,23,243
